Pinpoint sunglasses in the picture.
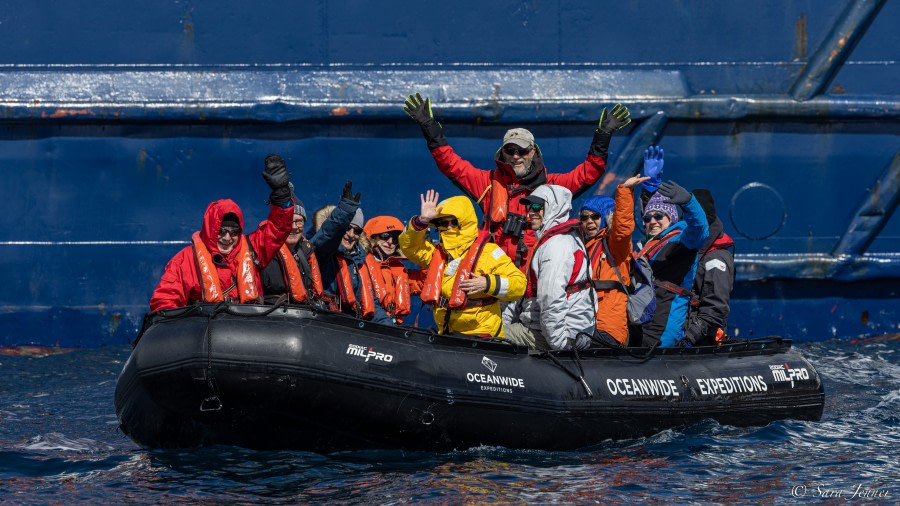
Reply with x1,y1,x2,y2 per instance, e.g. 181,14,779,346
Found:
643,212,667,223
431,217,459,229
375,231,400,241
348,225,363,235
502,145,533,157
580,212,601,222
523,203,544,213
218,226,241,238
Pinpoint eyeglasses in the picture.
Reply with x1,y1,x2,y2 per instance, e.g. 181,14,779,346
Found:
376,231,400,241
643,212,667,223
580,212,601,222
524,203,544,213
430,217,459,230
502,145,533,157
348,225,363,235
292,218,305,227
218,227,241,238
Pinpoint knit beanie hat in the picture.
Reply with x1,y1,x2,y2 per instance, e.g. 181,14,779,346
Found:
350,208,365,229
645,192,680,222
580,195,615,230
288,183,306,219
221,212,241,230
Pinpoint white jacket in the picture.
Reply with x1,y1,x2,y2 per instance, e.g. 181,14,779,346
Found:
503,185,596,350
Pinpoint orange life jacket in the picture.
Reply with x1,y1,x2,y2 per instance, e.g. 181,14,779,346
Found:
275,243,324,303
191,231,261,304
421,230,494,309
334,255,375,319
363,254,412,322
478,178,510,225
522,219,591,298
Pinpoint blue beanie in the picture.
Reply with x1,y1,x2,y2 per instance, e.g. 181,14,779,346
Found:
580,196,615,230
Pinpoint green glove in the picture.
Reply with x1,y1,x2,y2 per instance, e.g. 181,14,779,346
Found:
598,103,632,134
403,93,434,126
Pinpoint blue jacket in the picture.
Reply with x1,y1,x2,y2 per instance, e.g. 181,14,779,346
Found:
641,195,709,347
310,197,367,315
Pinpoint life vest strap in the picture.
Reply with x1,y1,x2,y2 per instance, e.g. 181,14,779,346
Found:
656,279,699,307
439,296,498,309
591,279,629,293
565,279,594,296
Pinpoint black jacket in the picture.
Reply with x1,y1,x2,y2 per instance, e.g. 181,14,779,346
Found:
684,217,735,345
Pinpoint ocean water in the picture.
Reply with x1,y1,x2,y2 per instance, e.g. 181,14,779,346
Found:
1,339,897,503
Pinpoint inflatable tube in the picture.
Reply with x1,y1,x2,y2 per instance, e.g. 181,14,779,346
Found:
115,304,824,452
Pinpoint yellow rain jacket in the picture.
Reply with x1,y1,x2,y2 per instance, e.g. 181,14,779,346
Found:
400,196,526,336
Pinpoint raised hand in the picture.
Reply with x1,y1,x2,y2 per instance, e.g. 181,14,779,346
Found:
658,180,692,205
262,154,290,191
341,180,361,203
403,93,434,126
419,189,442,223
622,174,650,189
643,146,664,179
598,103,631,133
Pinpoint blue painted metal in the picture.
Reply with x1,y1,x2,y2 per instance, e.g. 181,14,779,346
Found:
0,1,898,346
790,0,888,101
830,151,900,257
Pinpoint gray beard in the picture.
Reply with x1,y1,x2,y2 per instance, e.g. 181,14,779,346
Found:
513,159,533,178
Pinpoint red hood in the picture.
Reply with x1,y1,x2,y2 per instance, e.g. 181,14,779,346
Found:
200,199,244,253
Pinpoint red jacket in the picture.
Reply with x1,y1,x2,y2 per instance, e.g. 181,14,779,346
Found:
431,145,605,268
150,199,293,311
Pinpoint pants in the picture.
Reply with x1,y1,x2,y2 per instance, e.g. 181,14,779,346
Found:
503,322,551,351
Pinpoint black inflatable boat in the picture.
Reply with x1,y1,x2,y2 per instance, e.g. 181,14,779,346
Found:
115,303,824,452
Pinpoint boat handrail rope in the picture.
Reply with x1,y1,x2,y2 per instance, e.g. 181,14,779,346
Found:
199,301,230,412
543,345,593,398
221,295,290,317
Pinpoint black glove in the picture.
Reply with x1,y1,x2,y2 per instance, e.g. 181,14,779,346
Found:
403,92,448,151
589,104,631,161
263,154,292,207
597,103,631,134
675,332,697,348
403,93,434,126
658,180,692,205
341,180,361,203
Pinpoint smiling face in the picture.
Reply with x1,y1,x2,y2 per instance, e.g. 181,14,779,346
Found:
643,211,672,236
525,204,544,231
502,144,535,178
580,211,603,238
286,214,305,247
374,231,399,257
342,224,362,250
217,227,241,255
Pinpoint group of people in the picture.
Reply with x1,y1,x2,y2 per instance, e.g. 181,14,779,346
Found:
150,94,735,351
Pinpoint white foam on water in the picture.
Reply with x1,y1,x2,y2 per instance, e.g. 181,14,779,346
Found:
20,432,114,452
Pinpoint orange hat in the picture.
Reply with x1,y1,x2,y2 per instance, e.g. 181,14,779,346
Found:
364,216,404,237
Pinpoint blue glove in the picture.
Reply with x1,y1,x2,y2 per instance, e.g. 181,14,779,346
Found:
642,146,664,193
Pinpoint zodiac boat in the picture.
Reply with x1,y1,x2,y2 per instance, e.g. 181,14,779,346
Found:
115,304,824,452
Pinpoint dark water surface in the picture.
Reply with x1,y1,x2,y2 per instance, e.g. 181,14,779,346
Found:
1,339,897,503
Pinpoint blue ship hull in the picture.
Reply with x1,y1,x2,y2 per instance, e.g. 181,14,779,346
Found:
1,1,898,346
